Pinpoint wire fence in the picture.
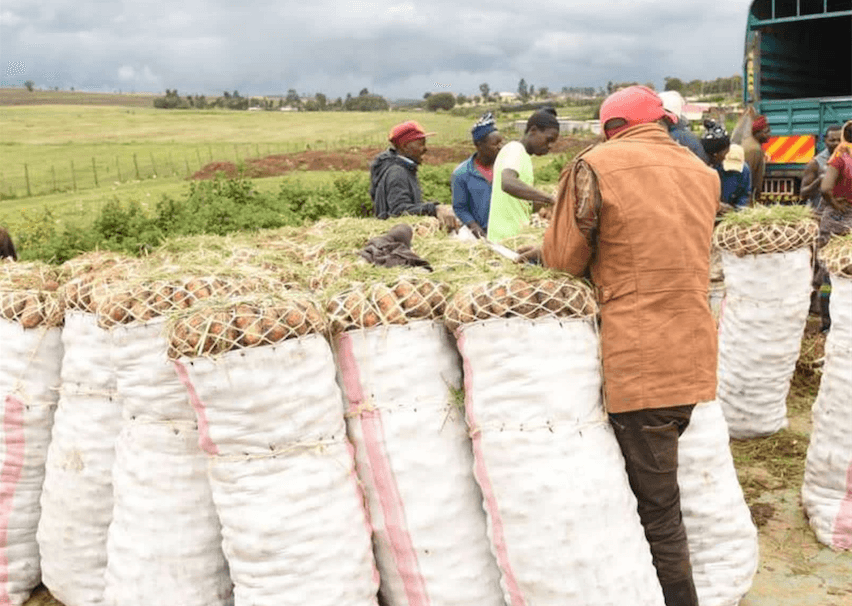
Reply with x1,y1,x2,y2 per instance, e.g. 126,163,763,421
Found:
0,134,408,200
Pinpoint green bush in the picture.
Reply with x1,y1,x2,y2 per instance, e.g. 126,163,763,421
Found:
11,168,458,263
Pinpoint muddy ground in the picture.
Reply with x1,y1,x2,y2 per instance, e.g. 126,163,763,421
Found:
23,320,851,605
189,137,593,180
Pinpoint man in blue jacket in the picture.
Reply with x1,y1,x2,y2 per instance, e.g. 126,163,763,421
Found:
451,113,504,238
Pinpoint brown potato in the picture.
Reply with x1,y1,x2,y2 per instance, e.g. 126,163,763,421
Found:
489,282,511,317
509,278,537,317
373,284,404,325
20,295,43,329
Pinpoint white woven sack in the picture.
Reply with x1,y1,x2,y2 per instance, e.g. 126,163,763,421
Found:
104,319,232,606
0,320,62,606
802,276,852,550
335,322,504,606
105,422,233,605
38,312,122,606
173,335,378,606
456,317,664,606
678,400,759,605
716,249,812,438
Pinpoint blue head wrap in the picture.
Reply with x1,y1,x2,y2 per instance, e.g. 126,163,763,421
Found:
471,112,497,143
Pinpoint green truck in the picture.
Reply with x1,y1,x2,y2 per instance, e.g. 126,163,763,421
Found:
743,0,852,199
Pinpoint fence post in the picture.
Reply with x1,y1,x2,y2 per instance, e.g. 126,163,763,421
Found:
52,165,57,192
150,153,158,177
168,152,175,176
116,157,122,182
208,145,213,161
255,143,261,158
133,154,141,180
234,145,240,163
185,157,191,177
24,164,31,197
70,160,77,191
92,157,99,187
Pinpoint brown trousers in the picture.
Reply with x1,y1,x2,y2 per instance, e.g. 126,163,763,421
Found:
609,404,699,606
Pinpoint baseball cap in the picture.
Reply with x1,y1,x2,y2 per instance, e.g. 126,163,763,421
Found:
722,143,745,172
658,91,686,119
600,85,679,138
389,121,435,147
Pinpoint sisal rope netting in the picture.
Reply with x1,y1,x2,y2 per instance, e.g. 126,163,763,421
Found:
713,205,818,256
0,260,64,328
94,270,288,329
819,234,852,279
167,294,326,359
444,276,598,333
326,277,449,332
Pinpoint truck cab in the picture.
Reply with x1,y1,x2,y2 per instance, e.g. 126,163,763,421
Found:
744,0,852,201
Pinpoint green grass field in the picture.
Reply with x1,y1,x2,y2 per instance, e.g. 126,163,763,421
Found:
0,104,488,200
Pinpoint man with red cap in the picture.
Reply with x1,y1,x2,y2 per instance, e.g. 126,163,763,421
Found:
520,85,720,606
743,114,771,201
369,120,457,228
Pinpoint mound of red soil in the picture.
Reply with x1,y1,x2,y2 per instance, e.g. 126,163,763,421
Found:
190,136,595,181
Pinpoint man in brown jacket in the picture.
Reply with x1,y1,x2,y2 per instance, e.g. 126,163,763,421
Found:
522,86,720,606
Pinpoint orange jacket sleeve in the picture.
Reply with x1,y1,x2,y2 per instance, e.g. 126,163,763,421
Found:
542,160,594,277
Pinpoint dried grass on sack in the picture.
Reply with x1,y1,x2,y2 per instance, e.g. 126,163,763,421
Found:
819,234,852,279
60,255,139,316
713,204,818,256
0,261,64,329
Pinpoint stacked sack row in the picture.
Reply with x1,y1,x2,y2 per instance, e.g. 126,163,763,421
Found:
1,214,765,606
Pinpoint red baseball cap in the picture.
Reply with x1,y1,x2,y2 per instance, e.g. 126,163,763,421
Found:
389,121,435,147
599,85,678,139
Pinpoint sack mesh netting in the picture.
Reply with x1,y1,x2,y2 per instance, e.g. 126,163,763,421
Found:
326,277,448,332
713,217,818,256
168,294,326,359
0,261,64,328
819,235,852,279
444,277,598,332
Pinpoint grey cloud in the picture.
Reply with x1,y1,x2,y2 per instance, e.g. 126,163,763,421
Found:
1,0,750,98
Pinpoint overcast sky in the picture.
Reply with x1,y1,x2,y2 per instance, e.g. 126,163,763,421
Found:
1,0,751,100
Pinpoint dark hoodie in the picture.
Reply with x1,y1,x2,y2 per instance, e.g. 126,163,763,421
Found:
369,148,437,219
0,227,16,261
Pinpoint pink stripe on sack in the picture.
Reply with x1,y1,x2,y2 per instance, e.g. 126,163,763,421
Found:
0,395,26,602
456,332,526,606
337,333,429,606
346,439,382,591
832,460,852,550
173,361,219,455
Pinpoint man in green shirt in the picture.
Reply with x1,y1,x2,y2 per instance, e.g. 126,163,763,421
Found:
487,109,560,242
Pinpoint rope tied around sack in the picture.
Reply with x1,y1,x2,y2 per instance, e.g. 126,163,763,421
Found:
209,435,348,463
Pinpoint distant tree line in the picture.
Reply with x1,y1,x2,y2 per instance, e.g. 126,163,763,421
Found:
153,87,389,112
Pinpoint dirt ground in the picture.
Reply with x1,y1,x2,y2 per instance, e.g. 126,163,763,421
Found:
733,318,851,604
22,320,851,606
189,137,593,180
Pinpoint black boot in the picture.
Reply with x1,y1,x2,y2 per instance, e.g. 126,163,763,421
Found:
661,578,699,606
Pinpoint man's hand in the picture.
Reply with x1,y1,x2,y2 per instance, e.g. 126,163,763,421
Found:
515,245,542,265
538,206,553,221
466,221,487,239
435,205,461,231
717,202,735,216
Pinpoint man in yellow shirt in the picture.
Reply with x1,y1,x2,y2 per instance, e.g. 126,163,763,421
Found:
486,109,560,242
